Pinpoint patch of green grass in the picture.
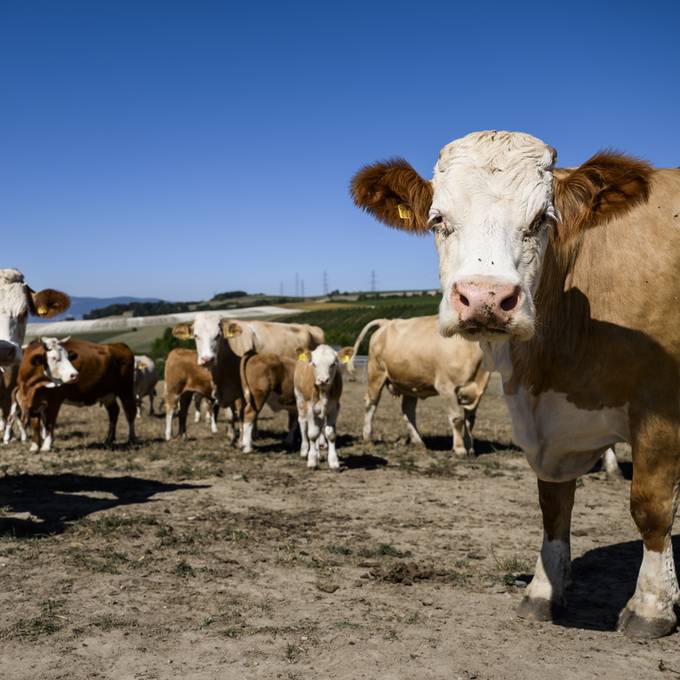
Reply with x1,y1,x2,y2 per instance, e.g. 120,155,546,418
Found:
90,613,136,632
66,546,136,574
76,513,158,537
285,643,304,664
325,544,353,556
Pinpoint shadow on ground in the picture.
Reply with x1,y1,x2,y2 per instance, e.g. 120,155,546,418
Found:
0,473,207,537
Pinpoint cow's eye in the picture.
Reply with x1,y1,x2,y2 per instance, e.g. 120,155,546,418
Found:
428,214,451,236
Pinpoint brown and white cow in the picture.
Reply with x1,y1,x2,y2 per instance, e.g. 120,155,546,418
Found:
239,351,298,453
0,268,70,367
349,315,489,455
294,345,353,470
17,338,136,451
352,130,680,638
134,355,158,417
164,347,219,440
172,314,246,444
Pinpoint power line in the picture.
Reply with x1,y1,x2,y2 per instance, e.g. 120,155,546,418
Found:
322,270,328,295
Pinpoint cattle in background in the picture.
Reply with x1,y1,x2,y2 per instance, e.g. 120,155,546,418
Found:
134,355,158,416
164,348,219,440
172,315,247,444
294,345,353,470
0,268,70,367
17,338,136,451
239,351,297,453
349,315,489,456
351,129,680,638
227,320,325,358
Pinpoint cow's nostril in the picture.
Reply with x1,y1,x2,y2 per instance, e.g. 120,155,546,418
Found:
459,294,470,307
500,290,520,312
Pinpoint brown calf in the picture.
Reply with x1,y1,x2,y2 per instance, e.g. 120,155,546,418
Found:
164,348,219,440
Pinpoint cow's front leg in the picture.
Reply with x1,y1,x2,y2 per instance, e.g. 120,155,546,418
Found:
324,404,340,470
223,406,237,446
518,478,575,621
307,412,323,469
618,433,680,639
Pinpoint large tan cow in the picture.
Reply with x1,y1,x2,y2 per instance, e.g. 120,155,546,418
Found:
349,316,489,456
226,319,325,358
0,268,70,367
164,348,219,440
17,338,136,451
351,130,680,639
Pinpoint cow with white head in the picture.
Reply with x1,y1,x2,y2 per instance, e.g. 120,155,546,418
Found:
0,268,70,367
352,130,680,639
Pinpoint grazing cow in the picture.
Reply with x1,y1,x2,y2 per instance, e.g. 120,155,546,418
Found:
294,345,353,470
172,315,247,444
239,351,298,453
17,338,136,451
0,268,70,367
351,130,680,638
349,315,489,455
134,355,158,417
164,347,219,441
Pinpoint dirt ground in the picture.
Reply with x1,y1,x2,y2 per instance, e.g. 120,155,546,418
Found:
1,372,680,680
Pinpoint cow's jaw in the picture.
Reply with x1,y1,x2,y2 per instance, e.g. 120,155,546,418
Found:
432,131,555,343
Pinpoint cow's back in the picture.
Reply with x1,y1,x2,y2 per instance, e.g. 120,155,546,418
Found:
233,321,323,358
165,348,213,395
374,316,484,394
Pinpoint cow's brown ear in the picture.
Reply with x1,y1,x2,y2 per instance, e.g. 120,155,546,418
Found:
30,289,70,318
350,159,433,234
31,352,46,367
222,321,242,338
553,151,652,241
336,347,354,364
172,323,193,340
296,347,312,362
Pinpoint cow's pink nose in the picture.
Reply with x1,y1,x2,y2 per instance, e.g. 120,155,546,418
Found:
452,279,522,326
199,356,214,367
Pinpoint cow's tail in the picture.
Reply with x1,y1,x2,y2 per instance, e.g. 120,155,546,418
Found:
239,350,257,409
347,319,389,377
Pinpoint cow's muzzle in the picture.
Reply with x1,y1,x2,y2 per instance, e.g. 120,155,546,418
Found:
452,277,522,335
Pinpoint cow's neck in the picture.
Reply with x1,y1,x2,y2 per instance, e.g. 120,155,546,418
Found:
212,339,242,405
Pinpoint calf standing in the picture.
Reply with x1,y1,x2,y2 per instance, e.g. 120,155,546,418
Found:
294,345,353,470
164,348,219,440
18,338,136,451
134,355,158,417
239,351,297,453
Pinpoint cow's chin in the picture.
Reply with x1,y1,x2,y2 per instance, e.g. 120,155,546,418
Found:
438,312,535,343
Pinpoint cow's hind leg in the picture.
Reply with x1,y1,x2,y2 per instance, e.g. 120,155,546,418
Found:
120,392,137,445
165,392,178,441
363,362,386,442
401,395,424,447
517,478,575,622
618,425,680,639
103,398,120,446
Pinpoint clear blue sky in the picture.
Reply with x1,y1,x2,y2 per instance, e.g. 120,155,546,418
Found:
2,1,679,300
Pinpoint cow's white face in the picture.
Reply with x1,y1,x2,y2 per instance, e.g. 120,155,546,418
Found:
41,337,79,386
309,345,340,388
431,132,556,342
192,313,223,367
0,269,31,367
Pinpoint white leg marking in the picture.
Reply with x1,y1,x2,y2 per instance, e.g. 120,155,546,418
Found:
524,534,571,605
242,421,254,453
164,411,174,441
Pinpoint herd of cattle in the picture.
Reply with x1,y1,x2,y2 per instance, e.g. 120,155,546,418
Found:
3,129,680,640
0,269,492,470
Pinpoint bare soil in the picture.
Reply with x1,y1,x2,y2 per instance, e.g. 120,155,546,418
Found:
1,374,678,679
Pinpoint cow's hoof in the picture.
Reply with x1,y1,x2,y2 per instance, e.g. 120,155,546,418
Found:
517,596,562,622
453,447,474,458
242,447,252,454
618,607,676,639
605,468,625,482
29,443,39,453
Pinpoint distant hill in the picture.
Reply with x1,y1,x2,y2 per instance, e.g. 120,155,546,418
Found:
33,296,162,322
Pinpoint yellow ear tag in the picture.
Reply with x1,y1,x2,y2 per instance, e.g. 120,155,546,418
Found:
397,204,412,221
37,307,48,316
298,352,309,362
341,354,351,364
